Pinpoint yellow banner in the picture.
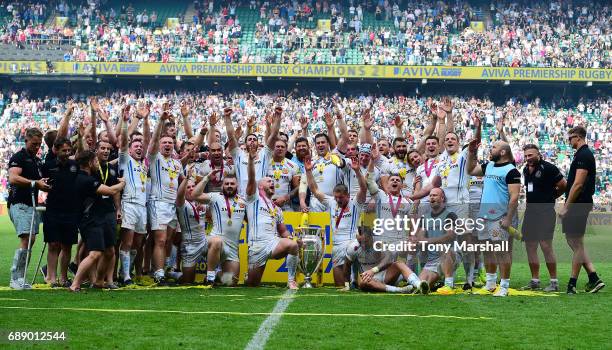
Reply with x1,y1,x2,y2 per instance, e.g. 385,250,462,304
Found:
1,61,611,82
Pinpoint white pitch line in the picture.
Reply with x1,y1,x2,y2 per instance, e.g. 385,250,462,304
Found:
244,289,296,350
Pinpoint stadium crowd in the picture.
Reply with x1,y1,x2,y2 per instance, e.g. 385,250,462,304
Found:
0,0,610,67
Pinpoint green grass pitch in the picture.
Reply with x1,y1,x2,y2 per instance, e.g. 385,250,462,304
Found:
0,215,610,349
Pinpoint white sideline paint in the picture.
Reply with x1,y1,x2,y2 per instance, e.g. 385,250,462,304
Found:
244,289,296,350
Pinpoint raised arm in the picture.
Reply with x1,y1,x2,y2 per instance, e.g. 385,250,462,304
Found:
360,108,374,145
496,112,508,143
175,174,188,208
351,158,367,204
324,111,337,150
335,110,349,154
266,106,282,150
304,155,326,202
245,144,257,197
57,102,74,140
415,112,437,155
89,99,98,148
119,106,130,152
441,97,455,135
366,144,381,196
148,102,171,156
394,115,404,139
466,138,484,177
180,100,194,139
223,108,238,153
207,111,218,147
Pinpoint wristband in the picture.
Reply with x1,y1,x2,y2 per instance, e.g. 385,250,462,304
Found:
371,266,380,273
31,180,36,189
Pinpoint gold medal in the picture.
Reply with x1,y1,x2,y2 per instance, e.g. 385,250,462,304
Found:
399,168,407,179
275,183,280,188
316,162,325,175
227,219,233,226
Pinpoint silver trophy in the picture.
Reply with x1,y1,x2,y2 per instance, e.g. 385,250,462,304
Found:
296,226,325,288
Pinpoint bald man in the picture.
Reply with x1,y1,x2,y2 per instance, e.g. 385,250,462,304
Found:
244,144,300,289
467,140,521,297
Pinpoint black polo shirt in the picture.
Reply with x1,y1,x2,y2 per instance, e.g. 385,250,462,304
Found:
523,159,563,204
41,156,81,214
73,170,103,224
566,144,596,204
93,161,119,214
7,148,43,207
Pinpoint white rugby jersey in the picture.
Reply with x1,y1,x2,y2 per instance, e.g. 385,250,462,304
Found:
343,160,381,201
436,148,470,204
208,192,247,251
468,175,484,204
381,156,416,196
266,158,301,198
231,146,273,197
195,160,235,193
246,193,283,244
372,190,414,242
177,201,206,242
414,156,440,205
148,151,182,203
321,195,365,243
118,151,147,205
312,153,346,196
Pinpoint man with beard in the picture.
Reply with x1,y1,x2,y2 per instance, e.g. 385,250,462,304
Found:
245,143,300,289
292,136,311,212
8,127,49,289
412,136,441,214
224,107,279,197
520,144,566,292
377,139,391,159
41,137,80,287
91,139,121,289
117,106,148,285
345,144,380,202
69,150,125,292
191,173,246,286
195,115,234,193
147,104,183,284
467,138,521,297
266,139,300,211
305,131,347,212
380,137,415,198
305,152,366,287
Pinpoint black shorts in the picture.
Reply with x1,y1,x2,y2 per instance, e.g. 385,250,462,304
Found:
80,212,117,252
521,208,556,242
562,203,593,237
43,211,79,245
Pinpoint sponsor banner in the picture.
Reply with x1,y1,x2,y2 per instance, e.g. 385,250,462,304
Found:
1,61,611,82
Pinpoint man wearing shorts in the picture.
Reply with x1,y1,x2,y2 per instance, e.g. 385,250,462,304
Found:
305,153,366,287
117,107,148,285
521,144,566,292
558,126,605,294
191,173,246,286
8,128,49,289
147,106,182,284
467,139,521,297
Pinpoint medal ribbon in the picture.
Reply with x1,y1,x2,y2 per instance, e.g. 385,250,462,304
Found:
224,194,235,221
389,194,402,217
424,158,435,177
187,200,200,223
99,163,109,185
335,204,348,229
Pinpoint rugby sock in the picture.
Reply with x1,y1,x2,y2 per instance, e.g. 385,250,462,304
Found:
287,254,298,282
531,278,540,284
500,279,510,289
463,252,475,284
385,285,405,293
568,277,577,287
119,251,131,281
206,271,216,283
130,250,137,272
407,273,420,287
444,277,454,288
485,273,497,289
550,278,558,285
588,272,600,283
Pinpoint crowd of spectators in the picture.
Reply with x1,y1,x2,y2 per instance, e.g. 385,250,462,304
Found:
0,1,609,67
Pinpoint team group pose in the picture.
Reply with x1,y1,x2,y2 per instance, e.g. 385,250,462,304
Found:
7,96,605,296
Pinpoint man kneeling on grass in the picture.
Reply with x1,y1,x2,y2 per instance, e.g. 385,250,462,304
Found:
349,227,423,294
